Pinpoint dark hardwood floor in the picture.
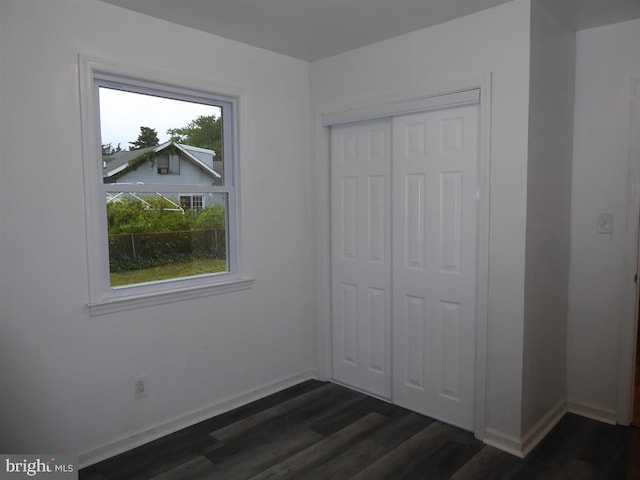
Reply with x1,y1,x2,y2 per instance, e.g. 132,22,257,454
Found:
634,311,640,426
80,380,640,480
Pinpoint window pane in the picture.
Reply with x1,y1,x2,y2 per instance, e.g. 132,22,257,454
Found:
179,195,192,210
99,87,223,186
168,154,180,174
105,192,228,287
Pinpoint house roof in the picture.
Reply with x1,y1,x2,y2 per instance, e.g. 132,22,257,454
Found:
103,141,221,180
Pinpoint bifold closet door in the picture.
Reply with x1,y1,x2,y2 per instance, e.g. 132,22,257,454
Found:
392,104,478,430
331,119,392,399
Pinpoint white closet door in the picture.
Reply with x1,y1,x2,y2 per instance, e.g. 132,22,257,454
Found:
331,119,392,398
392,104,478,429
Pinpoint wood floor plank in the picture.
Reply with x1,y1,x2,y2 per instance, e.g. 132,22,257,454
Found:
366,411,434,447
557,458,599,480
211,382,362,441
302,438,389,480
149,456,215,480
349,421,458,480
152,427,325,480
576,420,631,468
450,445,522,480
303,412,433,480
178,379,326,436
206,389,365,462
307,395,394,436
510,414,619,480
80,381,327,480
395,439,483,480
80,382,640,480
208,428,324,480
80,430,215,480
247,412,388,480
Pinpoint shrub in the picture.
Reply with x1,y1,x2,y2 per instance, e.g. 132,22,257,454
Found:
105,195,227,271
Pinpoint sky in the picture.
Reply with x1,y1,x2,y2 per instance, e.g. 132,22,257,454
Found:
99,87,221,150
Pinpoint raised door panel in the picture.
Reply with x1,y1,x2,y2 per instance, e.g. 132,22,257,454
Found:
392,104,478,430
331,119,392,399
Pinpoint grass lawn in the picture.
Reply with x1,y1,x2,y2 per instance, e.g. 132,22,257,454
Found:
110,258,227,287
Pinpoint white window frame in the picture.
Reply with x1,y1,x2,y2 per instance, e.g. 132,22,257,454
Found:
179,194,204,211
191,195,203,211
79,55,254,315
179,194,193,210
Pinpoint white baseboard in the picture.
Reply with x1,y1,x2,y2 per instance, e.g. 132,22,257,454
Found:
566,400,617,425
484,400,567,458
521,400,566,457
78,368,318,469
78,381,617,468
483,428,525,457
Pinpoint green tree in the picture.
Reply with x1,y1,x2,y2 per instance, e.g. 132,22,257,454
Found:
106,196,228,271
102,142,122,156
194,203,226,229
167,115,222,159
106,195,226,234
129,126,159,150
107,195,189,234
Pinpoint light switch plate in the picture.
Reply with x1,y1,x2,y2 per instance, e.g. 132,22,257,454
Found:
597,213,614,234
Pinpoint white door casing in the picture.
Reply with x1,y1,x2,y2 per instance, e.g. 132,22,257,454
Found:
331,119,392,398
392,105,478,430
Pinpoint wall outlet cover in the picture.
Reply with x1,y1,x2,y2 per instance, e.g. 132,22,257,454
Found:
597,213,614,234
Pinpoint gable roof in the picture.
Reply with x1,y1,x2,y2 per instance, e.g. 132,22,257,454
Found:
103,141,221,181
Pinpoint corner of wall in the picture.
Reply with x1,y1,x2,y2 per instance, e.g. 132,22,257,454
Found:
521,0,575,436
484,398,566,457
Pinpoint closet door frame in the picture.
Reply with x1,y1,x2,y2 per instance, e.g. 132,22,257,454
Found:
314,74,492,440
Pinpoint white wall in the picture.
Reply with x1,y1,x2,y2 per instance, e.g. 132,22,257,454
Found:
9,0,635,461
521,0,575,434
568,18,640,418
310,0,532,439
0,4,5,436
0,0,314,460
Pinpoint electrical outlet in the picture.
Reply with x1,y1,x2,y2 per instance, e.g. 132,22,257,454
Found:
597,213,614,234
134,376,147,399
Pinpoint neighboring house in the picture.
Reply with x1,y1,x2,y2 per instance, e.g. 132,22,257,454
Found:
103,141,223,210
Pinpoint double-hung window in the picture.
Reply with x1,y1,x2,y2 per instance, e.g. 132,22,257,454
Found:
80,57,252,314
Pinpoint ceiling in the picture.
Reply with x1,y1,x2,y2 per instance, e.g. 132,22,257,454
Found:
101,0,640,62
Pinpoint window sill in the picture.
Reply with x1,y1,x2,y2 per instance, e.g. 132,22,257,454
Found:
87,277,256,316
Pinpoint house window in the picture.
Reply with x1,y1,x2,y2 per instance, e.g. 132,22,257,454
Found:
157,154,180,175
169,154,180,174
80,57,249,313
157,157,168,174
180,195,192,210
98,85,232,287
179,194,203,212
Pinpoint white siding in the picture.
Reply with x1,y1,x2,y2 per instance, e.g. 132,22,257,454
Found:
114,154,216,186
183,148,215,170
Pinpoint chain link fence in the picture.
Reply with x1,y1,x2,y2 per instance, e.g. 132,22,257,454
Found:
108,228,226,272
